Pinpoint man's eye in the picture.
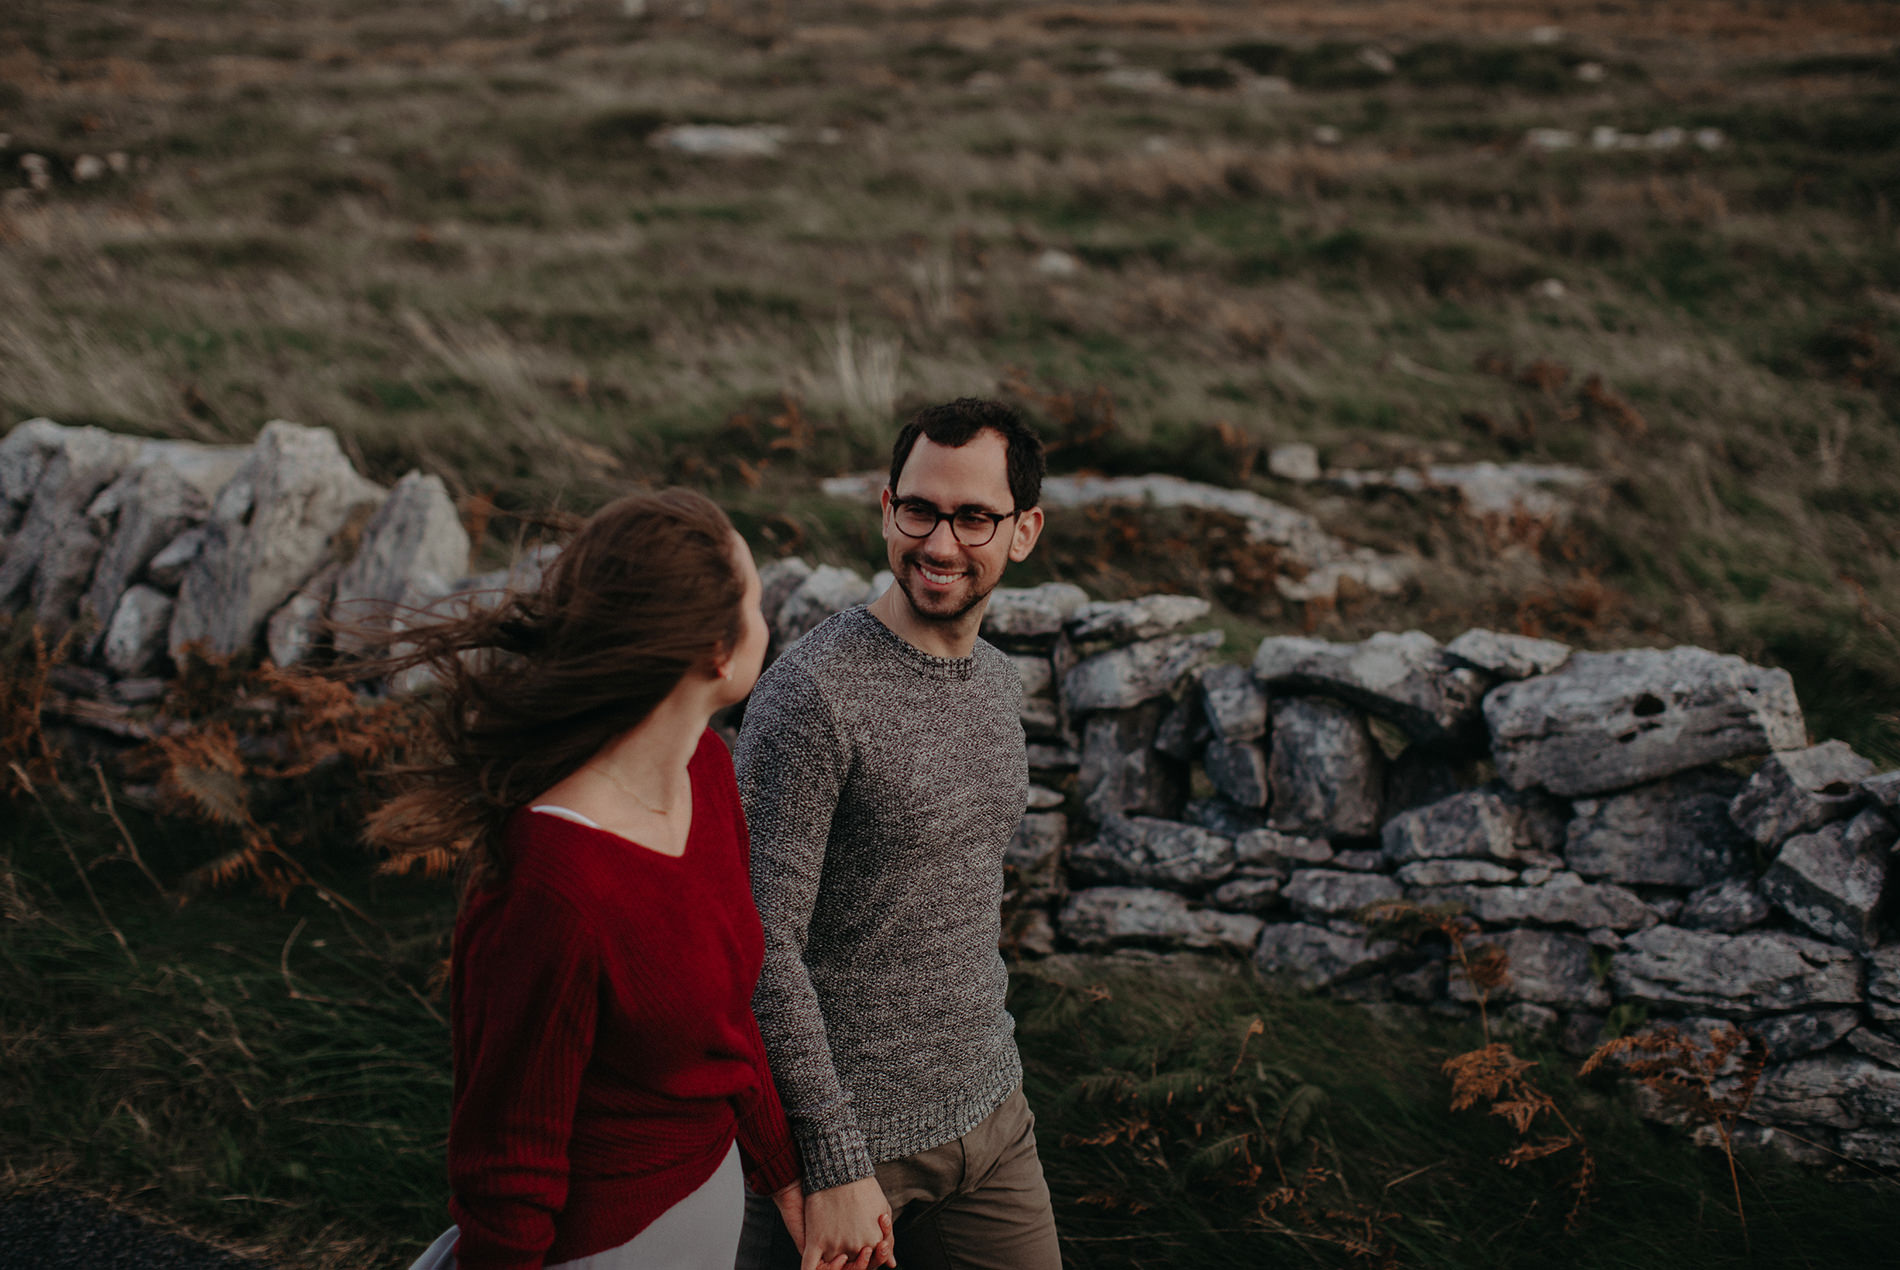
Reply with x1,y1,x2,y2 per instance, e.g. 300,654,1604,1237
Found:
952,511,994,533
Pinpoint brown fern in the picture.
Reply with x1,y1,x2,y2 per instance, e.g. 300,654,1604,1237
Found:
1,620,71,798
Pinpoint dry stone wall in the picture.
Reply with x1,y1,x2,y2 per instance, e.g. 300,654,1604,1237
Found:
4,416,1896,1171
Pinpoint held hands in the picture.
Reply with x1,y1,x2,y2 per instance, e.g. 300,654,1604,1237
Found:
782,1175,897,1270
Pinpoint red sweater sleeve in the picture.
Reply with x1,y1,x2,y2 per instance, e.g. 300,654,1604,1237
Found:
449,885,601,1270
734,1009,801,1195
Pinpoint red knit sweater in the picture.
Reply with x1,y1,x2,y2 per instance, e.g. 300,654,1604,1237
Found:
447,729,800,1269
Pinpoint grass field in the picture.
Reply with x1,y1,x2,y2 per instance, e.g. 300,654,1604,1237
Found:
4,1,1900,1265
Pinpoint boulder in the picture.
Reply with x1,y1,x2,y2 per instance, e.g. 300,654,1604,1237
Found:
1266,696,1383,838
100,585,174,678
1006,811,1068,903
1059,886,1263,954
170,422,385,659
1198,663,1267,740
1677,877,1771,933
1069,815,1235,891
1203,738,1269,808
1564,769,1747,888
145,527,206,590
1864,771,1900,816
1381,784,1566,865
1027,784,1063,811
1235,826,1333,868
1067,594,1210,645
1436,873,1659,932
1760,812,1891,951
1064,631,1223,713
1610,926,1863,1016
1011,653,1054,700
1845,1026,1900,1070
1267,442,1320,483
1448,928,1610,1010
329,472,470,655
0,418,72,535
1485,647,1805,796
265,563,339,669
757,557,814,631
1396,859,1520,887
1730,741,1877,848
1254,922,1399,990
1252,630,1487,744
1871,947,1900,1025
0,423,140,631
1077,702,1180,821
81,441,247,646
981,582,1089,641
1331,848,1384,872
1747,1010,1864,1064
774,564,869,645
1283,869,1402,921
1444,628,1572,681
1206,869,1287,913
1752,1056,1900,1130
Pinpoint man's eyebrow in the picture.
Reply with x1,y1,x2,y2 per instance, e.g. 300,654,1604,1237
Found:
896,496,1010,516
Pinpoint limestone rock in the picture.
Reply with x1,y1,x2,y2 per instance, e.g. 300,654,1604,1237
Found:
1485,647,1806,797
1253,630,1487,743
0,418,72,535
1020,697,1063,739
1254,922,1399,990
145,527,206,591
1436,873,1660,932
1186,797,1267,840
1759,816,1889,951
1678,877,1771,933
1396,859,1519,887
1067,594,1210,645
1564,769,1747,888
1750,1010,1864,1063
1845,1026,1900,1070
1444,628,1572,681
1235,827,1333,868
1730,741,1876,848
774,564,869,645
266,564,340,670
1206,869,1286,913
1027,784,1064,811
1203,738,1268,808
81,441,246,647
1078,702,1180,821
0,423,140,631
1839,1129,1900,1169
1266,696,1383,838
982,582,1089,641
1026,742,1080,772
1060,886,1263,954
1011,653,1054,700
100,585,174,677
1449,928,1610,1009
1283,869,1401,922
1753,1056,1900,1130
1064,631,1223,713
1863,770,1900,816
1870,947,1900,1025
1267,442,1320,483
169,422,385,659
328,472,470,656
1611,926,1863,1016
1070,815,1235,891
757,557,814,632
1006,811,1068,903
1381,785,1565,865
1198,663,1267,740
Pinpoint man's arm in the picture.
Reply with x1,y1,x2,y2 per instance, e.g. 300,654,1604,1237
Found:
735,662,876,1191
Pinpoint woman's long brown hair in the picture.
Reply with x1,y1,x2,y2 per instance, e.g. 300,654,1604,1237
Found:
366,488,745,895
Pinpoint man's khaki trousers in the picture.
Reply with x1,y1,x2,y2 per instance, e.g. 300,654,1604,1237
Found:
736,1087,1062,1270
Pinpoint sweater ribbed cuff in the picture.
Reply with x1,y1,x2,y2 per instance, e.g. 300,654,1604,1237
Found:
795,1122,876,1193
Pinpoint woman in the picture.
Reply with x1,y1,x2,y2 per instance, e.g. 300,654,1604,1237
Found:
381,490,891,1270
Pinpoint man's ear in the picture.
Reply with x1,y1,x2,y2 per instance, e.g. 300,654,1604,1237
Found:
1006,506,1044,563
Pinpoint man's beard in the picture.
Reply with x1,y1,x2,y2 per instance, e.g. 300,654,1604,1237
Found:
894,552,996,625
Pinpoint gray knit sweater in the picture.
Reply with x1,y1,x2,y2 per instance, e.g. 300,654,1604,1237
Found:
735,605,1028,1191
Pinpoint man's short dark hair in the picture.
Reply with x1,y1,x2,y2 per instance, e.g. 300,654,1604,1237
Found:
887,398,1046,512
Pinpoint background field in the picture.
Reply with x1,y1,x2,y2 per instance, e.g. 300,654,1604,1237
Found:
3,1,1899,1266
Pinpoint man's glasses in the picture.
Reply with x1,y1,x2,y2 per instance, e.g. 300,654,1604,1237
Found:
889,497,1022,547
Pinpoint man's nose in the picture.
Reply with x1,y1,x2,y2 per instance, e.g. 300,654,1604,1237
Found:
922,517,962,554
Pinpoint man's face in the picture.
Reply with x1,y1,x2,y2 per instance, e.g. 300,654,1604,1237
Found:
881,429,1042,626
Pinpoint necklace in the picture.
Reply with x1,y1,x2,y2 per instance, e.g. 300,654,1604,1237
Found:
591,762,681,817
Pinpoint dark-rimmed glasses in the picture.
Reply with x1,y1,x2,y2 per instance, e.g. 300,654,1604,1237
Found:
889,497,1022,547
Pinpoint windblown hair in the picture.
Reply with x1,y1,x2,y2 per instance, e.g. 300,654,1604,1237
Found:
888,397,1046,512
366,488,744,894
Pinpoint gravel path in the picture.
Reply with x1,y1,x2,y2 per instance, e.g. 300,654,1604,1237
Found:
0,1190,269,1270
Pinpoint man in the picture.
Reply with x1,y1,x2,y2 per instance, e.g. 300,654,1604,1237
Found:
734,398,1062,1270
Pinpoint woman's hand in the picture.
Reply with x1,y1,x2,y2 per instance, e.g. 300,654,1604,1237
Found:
799,1176,898,1270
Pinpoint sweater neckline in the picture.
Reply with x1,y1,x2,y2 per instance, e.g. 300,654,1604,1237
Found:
849,605,979,682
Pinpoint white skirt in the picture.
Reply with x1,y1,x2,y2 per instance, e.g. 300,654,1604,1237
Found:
409,1142,743,1270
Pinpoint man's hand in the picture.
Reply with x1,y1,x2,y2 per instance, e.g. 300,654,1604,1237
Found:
799,1176,898,1270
